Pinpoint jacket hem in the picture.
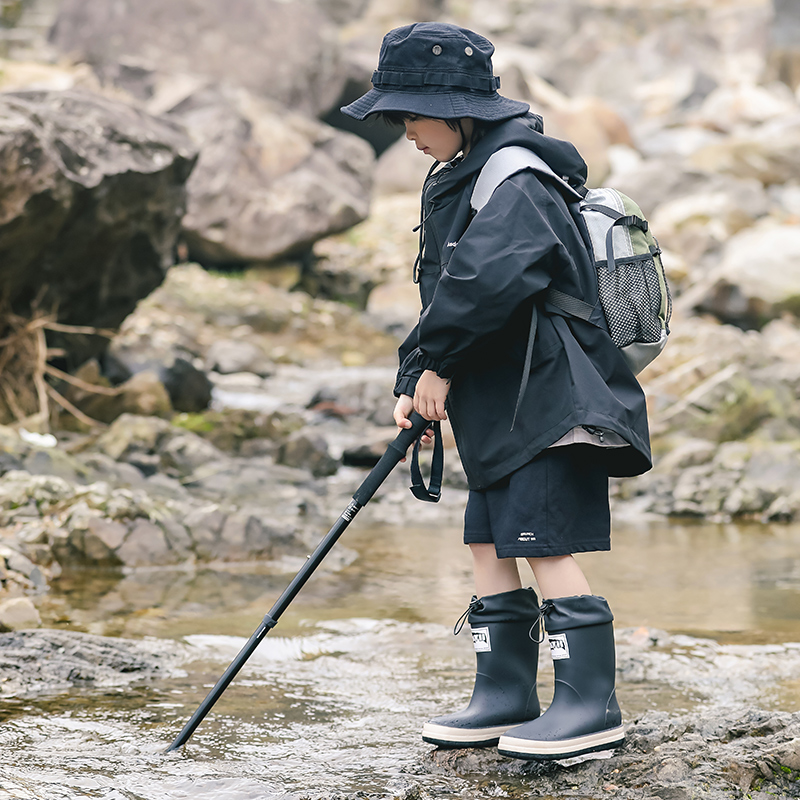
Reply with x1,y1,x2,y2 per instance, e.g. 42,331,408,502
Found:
461,409,651,491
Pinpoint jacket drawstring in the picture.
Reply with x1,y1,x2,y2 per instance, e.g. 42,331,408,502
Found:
413,160,443,284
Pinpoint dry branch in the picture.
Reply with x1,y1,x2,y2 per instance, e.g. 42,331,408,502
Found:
0,305,118,430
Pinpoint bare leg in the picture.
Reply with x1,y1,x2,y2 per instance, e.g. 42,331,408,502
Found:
525,555,591,599
470,543,523,597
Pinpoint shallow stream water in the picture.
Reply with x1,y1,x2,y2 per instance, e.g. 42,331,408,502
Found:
2,517,800,799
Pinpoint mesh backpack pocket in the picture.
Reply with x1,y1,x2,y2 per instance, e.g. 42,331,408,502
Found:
579,187,671,374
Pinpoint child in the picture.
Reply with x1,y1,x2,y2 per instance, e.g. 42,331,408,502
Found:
341,22,651,761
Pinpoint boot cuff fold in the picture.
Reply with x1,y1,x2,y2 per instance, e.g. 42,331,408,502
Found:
542,595,614,631
469,587,540,623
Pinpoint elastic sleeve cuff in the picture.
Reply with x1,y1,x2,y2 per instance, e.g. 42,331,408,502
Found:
394,374,419,398
417,352,445,375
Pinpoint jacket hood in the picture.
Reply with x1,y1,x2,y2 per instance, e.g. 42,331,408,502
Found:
432,113,588,193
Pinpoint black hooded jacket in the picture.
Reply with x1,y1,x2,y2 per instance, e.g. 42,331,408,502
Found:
394,113,652,490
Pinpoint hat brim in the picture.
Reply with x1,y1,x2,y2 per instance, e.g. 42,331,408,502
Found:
340,88,529,122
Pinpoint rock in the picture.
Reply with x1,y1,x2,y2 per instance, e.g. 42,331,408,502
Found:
94,414,172,462
308,378,397,426
689,114,800,186
205,339,272,377
0,597,41,631
51,508,125,567
420,707,800,800
691,80,799,131
165,86,375,266
0,629,183,697
171,408,306,455
0,472,75,519
116,518,179,567
158,432,227,478
276,431,339,478
650,175,769,267
687,223,800,328
491,45,635,183
49,0,346,118
69,369,173,425
0,89,196,367
297,253,379,310
605,156,711,220
767,0,800,91
83,518,127,560
0,451,24,476
159,357,212,413
374,136,437,196
121,371,172,420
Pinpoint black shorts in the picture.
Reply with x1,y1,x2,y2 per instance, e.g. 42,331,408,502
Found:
463,445,610,558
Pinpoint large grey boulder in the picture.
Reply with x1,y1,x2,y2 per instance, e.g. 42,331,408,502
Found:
684,223,800,329
167,87,374,266
0,89,196,365
48,0,347,118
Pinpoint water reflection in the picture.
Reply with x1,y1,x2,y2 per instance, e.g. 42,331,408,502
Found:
36,519,800,643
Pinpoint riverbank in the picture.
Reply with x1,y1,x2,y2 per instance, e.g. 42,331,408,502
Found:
6,258,800,626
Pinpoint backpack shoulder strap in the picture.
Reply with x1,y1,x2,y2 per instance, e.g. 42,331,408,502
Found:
470,146,583,213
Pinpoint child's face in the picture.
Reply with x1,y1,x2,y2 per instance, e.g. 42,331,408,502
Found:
403,116,468,162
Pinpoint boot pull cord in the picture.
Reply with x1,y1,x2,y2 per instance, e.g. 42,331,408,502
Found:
529,599,554,643
453,596,483,635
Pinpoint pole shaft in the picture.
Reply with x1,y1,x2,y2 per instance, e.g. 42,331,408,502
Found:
165,510,357,752
164,412,431,752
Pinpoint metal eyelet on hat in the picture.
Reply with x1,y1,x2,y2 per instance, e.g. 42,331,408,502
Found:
465,46,473,56
432,44,442,55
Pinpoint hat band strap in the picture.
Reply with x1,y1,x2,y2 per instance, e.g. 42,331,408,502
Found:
372,69,500,93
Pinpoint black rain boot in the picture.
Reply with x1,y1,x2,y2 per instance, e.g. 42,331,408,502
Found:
497,595,624,760
422,587,540,748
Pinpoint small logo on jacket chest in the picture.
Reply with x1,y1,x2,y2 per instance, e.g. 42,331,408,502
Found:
446,241,459,248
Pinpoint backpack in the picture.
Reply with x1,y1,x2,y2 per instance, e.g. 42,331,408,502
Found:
471,146,672,376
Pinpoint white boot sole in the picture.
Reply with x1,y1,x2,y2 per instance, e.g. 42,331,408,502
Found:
422,720,527,747
497,725,625,760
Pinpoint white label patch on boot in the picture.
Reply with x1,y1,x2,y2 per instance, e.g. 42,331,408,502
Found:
471,627,491,652
549,633,570,660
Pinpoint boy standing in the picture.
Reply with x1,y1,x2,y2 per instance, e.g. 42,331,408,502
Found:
341,22,651,760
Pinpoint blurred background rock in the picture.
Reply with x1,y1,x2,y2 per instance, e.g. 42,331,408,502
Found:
2,0,800,608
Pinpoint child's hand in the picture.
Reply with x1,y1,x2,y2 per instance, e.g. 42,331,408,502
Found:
414,370,450,422
393,393,435,459
393,394,415,430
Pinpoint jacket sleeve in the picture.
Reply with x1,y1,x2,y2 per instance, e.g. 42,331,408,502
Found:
415,172,577,378
394,322,426,397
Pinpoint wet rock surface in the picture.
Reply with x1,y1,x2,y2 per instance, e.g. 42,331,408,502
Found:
420,708,800,799
0,628,185,697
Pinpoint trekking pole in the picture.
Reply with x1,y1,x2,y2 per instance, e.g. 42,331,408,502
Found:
164,411,432,753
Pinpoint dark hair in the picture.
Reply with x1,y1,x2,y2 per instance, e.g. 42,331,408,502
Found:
375,111,497,150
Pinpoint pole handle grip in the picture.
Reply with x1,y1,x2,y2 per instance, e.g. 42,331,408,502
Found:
352,412,431,505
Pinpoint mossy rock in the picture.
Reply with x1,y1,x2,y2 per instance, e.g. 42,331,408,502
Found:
171,408,305,453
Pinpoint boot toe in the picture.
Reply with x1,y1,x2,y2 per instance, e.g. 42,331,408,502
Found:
497,723,625,760
422,719,522,748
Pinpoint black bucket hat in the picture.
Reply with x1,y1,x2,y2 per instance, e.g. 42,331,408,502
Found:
340,22,529,122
